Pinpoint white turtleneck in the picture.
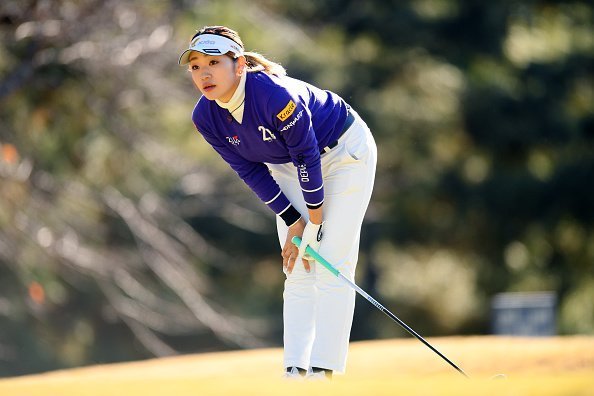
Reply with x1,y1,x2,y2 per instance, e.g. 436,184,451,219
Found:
215,71,247,124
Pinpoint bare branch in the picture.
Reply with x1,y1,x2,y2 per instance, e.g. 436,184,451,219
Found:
101,281,178,357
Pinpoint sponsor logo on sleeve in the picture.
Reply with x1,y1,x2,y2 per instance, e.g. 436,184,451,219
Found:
297,153,309,182
280,110,304,132
276,100,296,122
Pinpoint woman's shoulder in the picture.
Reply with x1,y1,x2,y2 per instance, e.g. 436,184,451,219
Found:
192,96,217,127
249,71,301,93
248,72,306,105
194,95,213,111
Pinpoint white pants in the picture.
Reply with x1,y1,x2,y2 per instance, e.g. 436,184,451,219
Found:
268,109,377,374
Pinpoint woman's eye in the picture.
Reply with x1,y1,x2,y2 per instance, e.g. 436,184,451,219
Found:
191,65,199,70
209,60,218,66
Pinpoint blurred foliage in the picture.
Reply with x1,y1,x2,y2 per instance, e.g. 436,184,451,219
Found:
0,0,593,377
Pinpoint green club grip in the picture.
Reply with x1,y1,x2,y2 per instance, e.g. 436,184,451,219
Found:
291,236,340,277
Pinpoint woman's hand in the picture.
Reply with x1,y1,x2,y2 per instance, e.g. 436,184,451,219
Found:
282,218,310,274
296,220,324,263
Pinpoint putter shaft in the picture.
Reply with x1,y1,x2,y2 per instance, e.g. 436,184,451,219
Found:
292,236,468,378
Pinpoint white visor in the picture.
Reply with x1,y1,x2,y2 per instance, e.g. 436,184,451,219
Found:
178,34,244,65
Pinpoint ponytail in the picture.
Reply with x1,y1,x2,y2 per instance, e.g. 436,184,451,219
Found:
244,51,286,76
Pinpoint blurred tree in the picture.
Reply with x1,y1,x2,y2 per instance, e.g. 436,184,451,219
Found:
0,0,274,377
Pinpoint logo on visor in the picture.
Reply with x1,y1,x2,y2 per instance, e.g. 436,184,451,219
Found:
203,48,222,54
191,37,214,46
276,100,296,122
192,39,222,55
190,35,242,56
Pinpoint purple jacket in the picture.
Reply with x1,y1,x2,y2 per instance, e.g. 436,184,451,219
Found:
192,71,348,222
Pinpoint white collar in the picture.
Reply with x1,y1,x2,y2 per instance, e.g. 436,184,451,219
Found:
216,71,246,124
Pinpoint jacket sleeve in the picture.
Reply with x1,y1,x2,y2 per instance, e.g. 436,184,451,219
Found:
194,120,301,225
270,91,325,210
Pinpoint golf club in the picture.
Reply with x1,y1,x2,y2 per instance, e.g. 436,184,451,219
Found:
292,236,469,378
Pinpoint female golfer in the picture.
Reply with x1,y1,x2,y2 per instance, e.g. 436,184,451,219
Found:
179,26,376,379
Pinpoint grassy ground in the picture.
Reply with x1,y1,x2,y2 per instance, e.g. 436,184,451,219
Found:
0,336,592,396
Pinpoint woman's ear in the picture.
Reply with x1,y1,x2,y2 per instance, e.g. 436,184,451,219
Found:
236,56,247,76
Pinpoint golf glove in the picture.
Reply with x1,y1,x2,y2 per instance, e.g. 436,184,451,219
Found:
297,221,324,262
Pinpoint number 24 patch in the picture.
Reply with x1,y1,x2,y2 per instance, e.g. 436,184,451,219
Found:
258,126,276,142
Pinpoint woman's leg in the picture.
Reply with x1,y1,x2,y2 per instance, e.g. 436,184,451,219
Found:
309,114,377,374
273,166,317,371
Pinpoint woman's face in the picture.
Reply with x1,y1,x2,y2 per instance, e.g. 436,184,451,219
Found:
188,51,244,102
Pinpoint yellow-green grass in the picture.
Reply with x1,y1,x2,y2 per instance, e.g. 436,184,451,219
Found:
1,336,592,396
